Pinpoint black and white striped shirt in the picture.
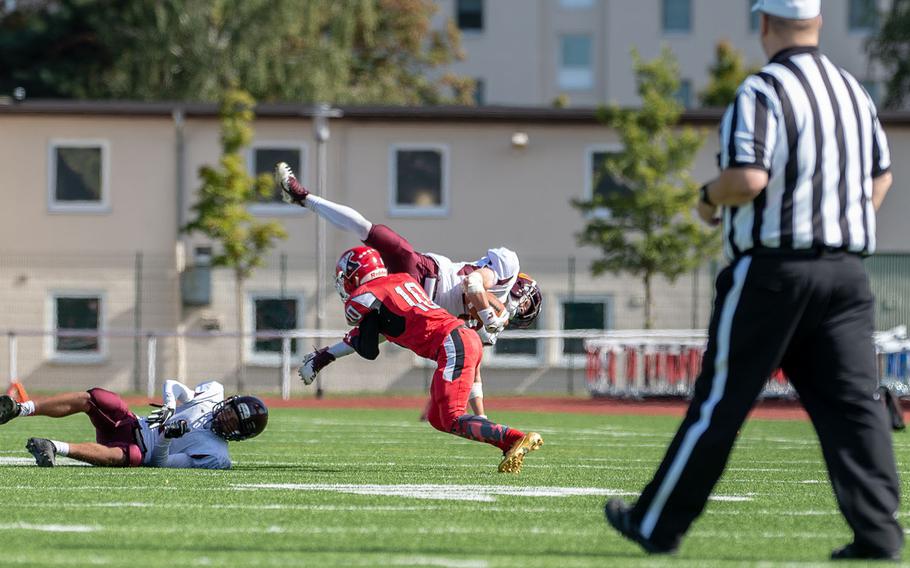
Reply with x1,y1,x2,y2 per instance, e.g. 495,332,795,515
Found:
718,45,891,258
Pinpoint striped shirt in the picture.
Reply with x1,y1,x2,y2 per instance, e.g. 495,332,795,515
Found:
718,45,891,259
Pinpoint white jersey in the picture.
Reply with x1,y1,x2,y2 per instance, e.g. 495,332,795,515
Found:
139,380,231,470
425,247,520,318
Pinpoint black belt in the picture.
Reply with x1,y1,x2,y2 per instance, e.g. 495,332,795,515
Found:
741,246,864,259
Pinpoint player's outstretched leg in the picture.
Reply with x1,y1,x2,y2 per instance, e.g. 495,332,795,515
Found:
498,432,544,474
445,414,543,474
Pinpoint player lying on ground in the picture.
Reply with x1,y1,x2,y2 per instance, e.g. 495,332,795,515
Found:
275,162,543,419
299,246,543,473
0,380,267,469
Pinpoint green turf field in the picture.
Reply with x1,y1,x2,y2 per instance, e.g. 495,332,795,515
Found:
0,406,907,567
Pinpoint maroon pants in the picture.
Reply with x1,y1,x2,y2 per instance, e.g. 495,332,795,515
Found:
365,224,438,283
86,388,143,466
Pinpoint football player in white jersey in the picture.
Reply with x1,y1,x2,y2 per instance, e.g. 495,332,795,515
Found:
0,380,267,469
275,162,543,418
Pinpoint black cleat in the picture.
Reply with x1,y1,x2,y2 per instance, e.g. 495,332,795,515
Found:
26,438,56,467
831,543,901,561
604,498,678,555
0,395,21,425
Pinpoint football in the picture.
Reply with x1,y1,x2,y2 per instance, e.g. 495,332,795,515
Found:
465,292,508,329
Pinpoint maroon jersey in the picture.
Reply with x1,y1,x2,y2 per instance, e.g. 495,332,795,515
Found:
344,273,464,360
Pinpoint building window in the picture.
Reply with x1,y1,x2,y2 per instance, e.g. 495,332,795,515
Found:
48,140,109,213
663,0,691,32
493,317,541,363
558,34,593,91
562,298,610,362
676,79,693,108
560,0,594,8
473,78,485,106
749,0,760,32
849,0,878,31
48,293,105,362
456,0,483,31
248,294,303,365
389,145,449,217
586,145,632,216
248,144,306,212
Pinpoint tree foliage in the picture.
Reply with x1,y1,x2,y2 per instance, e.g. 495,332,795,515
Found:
0,0,471,104
868,0,910,110
699,40,759,108
184,88,287,279
573,48,719,328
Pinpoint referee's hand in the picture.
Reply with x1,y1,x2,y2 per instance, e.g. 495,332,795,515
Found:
697,201,721,226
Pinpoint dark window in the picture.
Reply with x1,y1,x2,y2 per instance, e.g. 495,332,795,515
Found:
457,0,483,30
749,0,760,31
494,317,539,357
676,79,693,108
591,151,632,203
563,301,607,355
55,297,100,353
861,80,880,105
849,0,878,31
663,0,691,32
54,146,102,202
395,149,444,209
254,148,301,204
254,298,298,354
473,78,485,106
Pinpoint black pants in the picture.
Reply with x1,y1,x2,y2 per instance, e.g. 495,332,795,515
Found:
629,252,903,553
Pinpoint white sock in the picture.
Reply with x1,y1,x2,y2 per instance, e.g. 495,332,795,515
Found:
50,440,69,456
306,195,373,241
18,400,35,417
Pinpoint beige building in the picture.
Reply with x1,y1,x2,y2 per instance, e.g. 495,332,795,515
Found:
435,0,891,107
1,102,908,396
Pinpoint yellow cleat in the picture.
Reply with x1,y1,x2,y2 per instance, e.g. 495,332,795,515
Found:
498,432,543,474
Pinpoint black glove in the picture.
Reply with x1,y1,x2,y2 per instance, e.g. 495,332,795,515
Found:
163,419,189,439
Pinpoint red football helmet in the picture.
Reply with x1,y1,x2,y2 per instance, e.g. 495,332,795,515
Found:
335,246,388,300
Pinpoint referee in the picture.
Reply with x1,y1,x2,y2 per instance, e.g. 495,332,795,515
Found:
604,0,901,561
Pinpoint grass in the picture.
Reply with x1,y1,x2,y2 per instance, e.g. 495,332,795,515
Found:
0,406,907,567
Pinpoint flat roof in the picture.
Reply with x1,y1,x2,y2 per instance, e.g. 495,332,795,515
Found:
1,99,909,126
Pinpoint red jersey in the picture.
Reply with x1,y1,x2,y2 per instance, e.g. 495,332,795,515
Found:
344,273,464,360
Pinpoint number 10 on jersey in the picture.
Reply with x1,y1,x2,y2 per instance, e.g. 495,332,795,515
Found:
395,282,440,312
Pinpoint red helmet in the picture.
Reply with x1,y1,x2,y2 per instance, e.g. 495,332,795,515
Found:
335,246,388,300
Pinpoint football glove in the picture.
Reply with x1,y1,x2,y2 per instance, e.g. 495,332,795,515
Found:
146,405,175,429
163,419,189,439
299,347,336,385
476,326,498,347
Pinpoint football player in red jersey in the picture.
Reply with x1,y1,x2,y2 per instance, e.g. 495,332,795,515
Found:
299,246,543,473
275,162,543,419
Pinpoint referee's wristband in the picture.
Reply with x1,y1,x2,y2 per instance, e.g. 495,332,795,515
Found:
699,183,715,207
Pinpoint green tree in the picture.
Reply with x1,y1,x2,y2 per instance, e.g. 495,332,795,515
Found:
0,0,471,105
573,48,719,329
184,88,287,390
699,40,758,108
868,0,910,110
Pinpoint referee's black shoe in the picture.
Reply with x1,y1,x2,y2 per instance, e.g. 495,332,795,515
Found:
604,498,678,555
831,543,901,561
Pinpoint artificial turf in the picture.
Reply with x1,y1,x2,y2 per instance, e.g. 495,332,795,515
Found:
0,406,907,567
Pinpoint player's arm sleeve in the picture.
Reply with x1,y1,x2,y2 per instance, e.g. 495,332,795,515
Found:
161,379,194,408
192,381,225,402
718,80,778,172
871,114,891,178
345,312,382,360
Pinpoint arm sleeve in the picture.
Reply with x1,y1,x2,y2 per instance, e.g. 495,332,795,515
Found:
871,114,891,177
161,379,194,408
718,80,778,172
345,312,381,360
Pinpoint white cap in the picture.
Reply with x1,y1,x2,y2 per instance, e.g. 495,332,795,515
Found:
751,0,820,19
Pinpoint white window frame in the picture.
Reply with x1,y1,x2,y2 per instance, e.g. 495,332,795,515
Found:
45,290,107,364
584,143,625,220
557,295,612,367
245,291,305,367
484,315,546,368
388,144,450,218
47,139,111,214
558,34,594,91
247,142,309,216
